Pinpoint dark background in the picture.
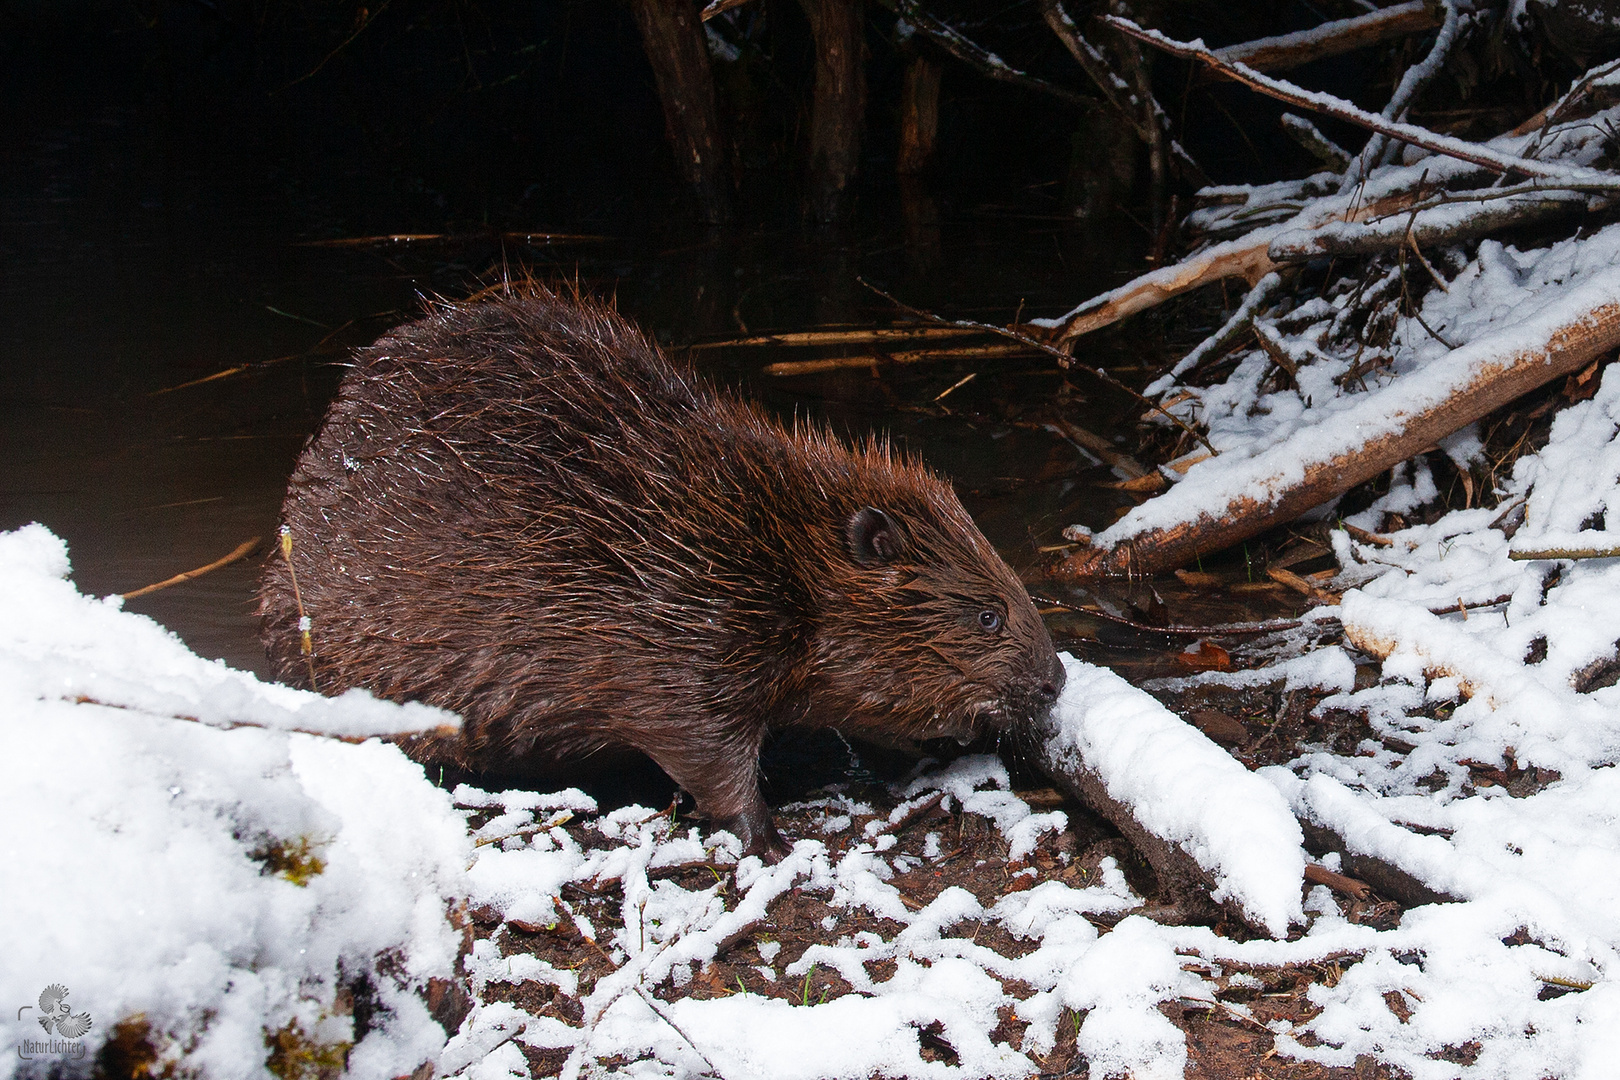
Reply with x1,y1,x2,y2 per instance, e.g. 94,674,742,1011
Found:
0,0,1449,673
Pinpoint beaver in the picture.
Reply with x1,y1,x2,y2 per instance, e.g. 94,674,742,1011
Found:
259,287,1065,856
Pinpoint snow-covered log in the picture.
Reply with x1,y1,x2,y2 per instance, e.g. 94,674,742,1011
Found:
1051,265,1620,581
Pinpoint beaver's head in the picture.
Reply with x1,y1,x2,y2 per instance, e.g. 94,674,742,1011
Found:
799,450,1064,743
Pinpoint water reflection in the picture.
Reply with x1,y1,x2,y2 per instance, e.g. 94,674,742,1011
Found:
1,59,1152,679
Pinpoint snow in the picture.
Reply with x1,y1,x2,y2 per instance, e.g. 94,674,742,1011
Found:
0,523,459,741
4,527,1243,1079
1103,214,1620,547
15,282,1620,1079
1,525,470,1080
1043,657,1307,937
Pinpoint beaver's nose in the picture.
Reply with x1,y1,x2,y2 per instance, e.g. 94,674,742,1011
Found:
1036,654,1066,704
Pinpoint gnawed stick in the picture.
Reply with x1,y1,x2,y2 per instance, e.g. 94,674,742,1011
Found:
1268,567,1340,607
1050,276,1620,582
691,324,980,349
1508,542,1620,560
122,537,262,600
1303,863,1372,901
763,342,1032,376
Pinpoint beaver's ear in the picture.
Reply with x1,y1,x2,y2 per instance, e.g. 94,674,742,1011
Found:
846,506,903,566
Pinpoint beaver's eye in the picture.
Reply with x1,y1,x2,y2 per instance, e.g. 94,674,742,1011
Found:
978,608,1003,633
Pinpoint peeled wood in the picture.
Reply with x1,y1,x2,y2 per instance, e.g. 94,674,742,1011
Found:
1044,238,1279,345
1050,295,1620,582
1040,186,1424,345
694,325,980,348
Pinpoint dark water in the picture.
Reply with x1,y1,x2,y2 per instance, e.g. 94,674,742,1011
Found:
0,17,1164,680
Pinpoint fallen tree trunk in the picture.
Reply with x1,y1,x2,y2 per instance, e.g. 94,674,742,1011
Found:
1049,271,1620,582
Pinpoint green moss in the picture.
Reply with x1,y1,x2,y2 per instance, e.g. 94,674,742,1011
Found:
262,1019,349,1080
251,836,327,887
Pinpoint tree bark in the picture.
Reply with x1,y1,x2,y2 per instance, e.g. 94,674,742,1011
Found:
897,52,941,175
628,0,733,224
799,0,867,222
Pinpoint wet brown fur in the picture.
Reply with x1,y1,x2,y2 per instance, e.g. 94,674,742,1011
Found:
259,287,1063,855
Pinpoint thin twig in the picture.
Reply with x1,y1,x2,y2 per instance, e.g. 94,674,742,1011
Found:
884,0,1094,112
280,0,395,90
122,537,262,600
633,987,729,1079
1039,0,1207,185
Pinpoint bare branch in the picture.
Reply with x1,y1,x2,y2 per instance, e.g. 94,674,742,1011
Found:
1281,113,1351,171
1344,0,1463,188
1104,15,1620,187
1213,0,1442,74
886,0,1094,112
1039,0,1208,186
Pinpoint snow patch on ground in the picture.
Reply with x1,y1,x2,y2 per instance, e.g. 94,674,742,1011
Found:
1,525,469,1080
